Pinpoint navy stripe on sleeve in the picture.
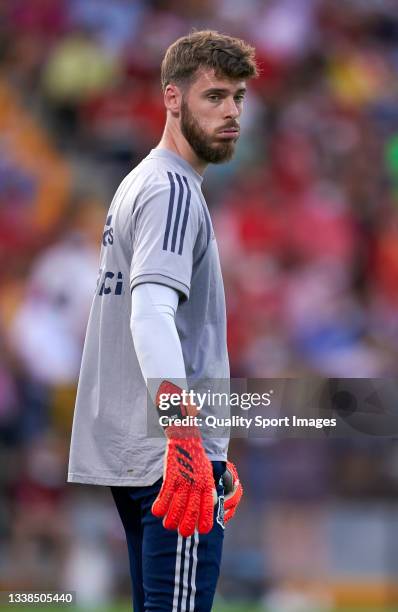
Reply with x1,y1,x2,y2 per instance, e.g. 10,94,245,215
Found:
170,173,184,253
178,176,191,255
162,172,175,251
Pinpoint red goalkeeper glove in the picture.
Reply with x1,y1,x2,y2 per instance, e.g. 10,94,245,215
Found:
223,461,243,524
152,424,216,537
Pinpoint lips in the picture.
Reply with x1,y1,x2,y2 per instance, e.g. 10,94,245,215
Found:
217,127,240,138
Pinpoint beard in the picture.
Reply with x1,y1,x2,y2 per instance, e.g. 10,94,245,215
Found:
180,98,238,164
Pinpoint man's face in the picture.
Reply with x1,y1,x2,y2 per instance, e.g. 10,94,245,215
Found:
179,68,246,164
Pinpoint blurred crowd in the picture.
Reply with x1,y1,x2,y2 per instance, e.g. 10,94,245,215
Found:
1,0,398,608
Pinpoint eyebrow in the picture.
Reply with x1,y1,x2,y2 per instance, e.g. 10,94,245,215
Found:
203,87,247,95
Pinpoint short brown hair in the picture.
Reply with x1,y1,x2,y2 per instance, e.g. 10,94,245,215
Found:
161,30,259,92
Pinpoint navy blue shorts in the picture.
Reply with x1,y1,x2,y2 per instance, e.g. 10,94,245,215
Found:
111,461,226,612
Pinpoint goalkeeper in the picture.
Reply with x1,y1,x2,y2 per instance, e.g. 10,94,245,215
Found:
68,29,257,612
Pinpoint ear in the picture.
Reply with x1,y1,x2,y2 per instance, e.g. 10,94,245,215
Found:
164,84,182,117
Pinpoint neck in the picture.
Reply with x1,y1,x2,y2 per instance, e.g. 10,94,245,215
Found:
156,119,207,176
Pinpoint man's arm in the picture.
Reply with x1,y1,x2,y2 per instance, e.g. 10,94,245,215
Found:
130,282,187,397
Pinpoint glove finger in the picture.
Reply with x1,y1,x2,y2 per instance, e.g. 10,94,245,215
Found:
224,505,237,524
163,485,190,531
197,487,215,534
152,479,175,518
179,488,201,538
224,481,243,511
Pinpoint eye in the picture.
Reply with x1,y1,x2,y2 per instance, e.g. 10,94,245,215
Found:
208,94,220,101
234,95,245,103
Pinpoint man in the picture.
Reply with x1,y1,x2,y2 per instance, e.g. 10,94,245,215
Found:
68,30,258,611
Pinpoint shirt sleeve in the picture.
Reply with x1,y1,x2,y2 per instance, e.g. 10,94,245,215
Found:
130,283,188,403
130,171,199,301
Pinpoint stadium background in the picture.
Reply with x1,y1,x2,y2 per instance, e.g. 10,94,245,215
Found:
1,0,398,610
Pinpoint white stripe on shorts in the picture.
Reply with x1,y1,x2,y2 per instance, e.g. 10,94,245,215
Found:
172,531,199,612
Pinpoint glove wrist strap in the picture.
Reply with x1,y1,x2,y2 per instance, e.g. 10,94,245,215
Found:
166,423,201,440
156,380,200,430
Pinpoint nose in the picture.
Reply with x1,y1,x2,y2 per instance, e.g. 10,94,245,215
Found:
223,97,240,119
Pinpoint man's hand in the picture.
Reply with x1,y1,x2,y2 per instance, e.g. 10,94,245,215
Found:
152,425,216,537
223,461,243,524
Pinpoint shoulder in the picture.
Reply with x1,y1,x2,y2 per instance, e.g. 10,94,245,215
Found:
128,158,176,195
133,162,200,212
115,160,172,217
